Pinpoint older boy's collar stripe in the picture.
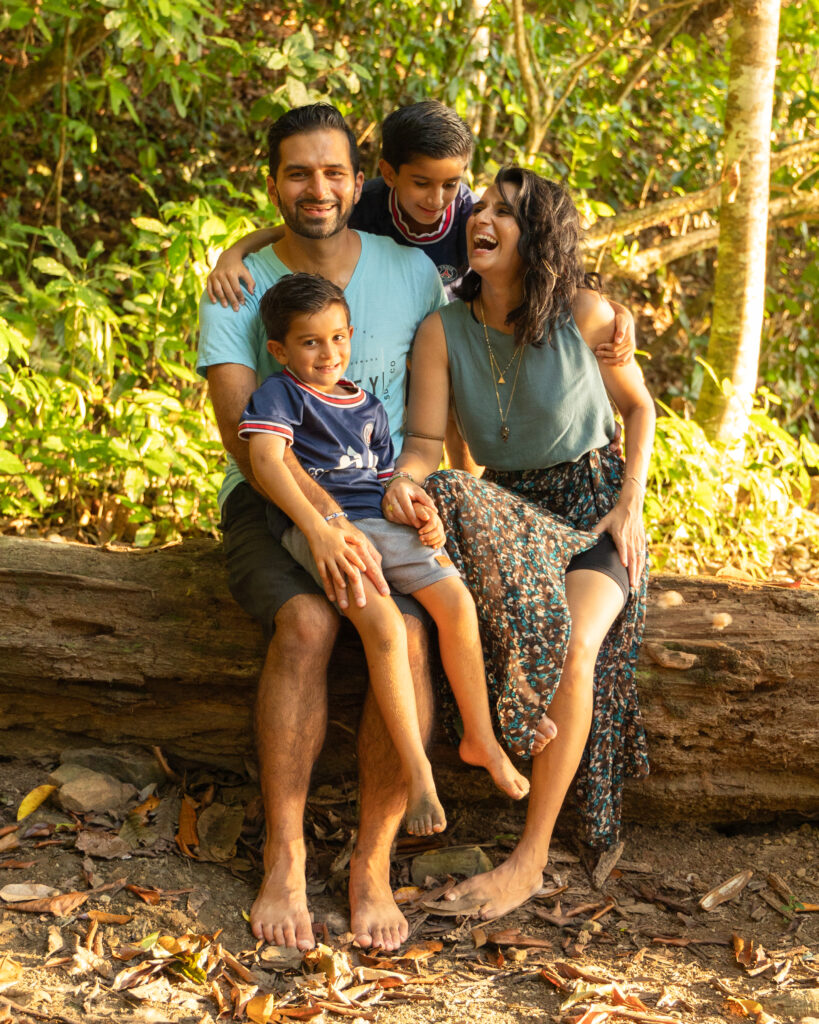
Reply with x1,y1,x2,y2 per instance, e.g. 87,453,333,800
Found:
283,367,366,406
389,188,454,244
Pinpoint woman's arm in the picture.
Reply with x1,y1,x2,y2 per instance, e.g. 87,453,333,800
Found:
384,311,452,527
573,290,656,587
207,226,284,310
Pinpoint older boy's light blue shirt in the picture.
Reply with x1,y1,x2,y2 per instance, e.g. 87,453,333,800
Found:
197,231,446,510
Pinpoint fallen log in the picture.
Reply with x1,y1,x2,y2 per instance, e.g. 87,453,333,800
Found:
1,536,817,825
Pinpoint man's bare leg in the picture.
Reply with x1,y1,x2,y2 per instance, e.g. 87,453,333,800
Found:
251,594,339,949
349,614,433,950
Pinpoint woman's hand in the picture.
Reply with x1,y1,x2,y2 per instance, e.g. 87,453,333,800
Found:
383,478,436,527
414,504,446,548
308,521,377,609
592,480,646,589
207,250,257,311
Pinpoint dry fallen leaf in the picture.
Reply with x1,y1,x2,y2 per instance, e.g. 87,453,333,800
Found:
0,883,58,903
486,929,552,950
0,955,24,992
644,643,698,670
85,910,133,925
16,785,57,821
8,891,88,917
0,860,36,870
700,869,753,911
0,834,21,854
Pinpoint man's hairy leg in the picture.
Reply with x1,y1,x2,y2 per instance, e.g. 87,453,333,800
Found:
350,614,433,950
252,594,339,949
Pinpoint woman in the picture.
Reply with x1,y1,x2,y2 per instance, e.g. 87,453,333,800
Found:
384,167,655,920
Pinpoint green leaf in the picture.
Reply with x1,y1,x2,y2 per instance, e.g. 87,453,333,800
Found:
32,256,70,277
133,522,157,547
0,449,26,474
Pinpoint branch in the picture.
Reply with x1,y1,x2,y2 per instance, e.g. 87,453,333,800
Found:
614,1,701,104
5,15,112,111
584,135,819,248
593,188,819,280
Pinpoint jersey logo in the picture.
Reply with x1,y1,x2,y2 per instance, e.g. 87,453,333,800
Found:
438,264,458,284
363,422,374,446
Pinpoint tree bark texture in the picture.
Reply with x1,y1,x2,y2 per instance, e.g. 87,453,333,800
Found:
1,537,817,824
694,0,782,442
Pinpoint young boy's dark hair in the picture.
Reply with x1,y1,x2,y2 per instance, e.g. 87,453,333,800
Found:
380,100,474,171
259,272,351,342
267,103,361,179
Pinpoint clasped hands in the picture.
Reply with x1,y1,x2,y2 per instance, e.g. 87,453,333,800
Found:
313,480,442,610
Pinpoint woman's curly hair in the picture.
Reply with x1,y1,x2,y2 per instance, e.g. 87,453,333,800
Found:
454,167,600,348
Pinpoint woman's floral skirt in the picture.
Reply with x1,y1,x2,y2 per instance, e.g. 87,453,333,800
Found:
425,447,649,848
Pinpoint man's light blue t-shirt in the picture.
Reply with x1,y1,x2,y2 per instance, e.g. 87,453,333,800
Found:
197,231,447,511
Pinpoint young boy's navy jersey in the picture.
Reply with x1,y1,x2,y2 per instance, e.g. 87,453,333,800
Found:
350,178,474,294
238,369,394,521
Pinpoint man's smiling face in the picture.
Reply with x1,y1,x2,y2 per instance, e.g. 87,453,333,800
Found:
268,129,364,240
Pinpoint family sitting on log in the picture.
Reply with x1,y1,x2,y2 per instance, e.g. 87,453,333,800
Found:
198,101,655,952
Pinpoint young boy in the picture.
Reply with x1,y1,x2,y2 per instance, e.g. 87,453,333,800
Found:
207,100,474,307
239,273,529,837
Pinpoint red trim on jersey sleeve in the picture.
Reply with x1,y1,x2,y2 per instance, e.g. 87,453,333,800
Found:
237,421,294,445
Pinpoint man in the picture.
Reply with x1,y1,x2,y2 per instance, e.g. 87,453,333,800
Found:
197,104,446,952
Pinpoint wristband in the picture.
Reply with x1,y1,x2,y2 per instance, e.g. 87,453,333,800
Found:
384,470,415,490
324,511,347,522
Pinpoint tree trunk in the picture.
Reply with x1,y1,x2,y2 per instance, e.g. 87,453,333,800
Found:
694,0,782,442
6,17,112,112
1,537,817,824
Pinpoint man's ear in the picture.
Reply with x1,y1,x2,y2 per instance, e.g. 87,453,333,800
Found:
267,175,280,209
267,338,287,363
378,159,397,188
353,170,365,205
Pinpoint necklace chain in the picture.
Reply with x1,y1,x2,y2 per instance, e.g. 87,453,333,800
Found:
478,297,524,442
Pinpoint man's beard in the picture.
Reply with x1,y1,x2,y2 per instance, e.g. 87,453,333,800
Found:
279,197,353,239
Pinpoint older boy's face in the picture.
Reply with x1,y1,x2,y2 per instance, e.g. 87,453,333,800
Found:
268,129,364,239
380,154,467,232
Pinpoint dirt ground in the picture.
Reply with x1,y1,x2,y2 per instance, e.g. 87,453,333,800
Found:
1,752,817,1024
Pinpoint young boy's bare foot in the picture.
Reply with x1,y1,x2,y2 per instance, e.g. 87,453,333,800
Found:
459,736,530,800
530,713,558,755
405,788,447,836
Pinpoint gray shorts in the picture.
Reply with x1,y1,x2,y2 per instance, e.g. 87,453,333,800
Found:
282,516,461,596
219,484,427,640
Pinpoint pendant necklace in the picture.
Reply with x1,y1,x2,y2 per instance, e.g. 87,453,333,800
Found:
478,297,524,442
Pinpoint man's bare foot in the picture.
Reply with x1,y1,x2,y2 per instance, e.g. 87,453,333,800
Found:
250,846,314,950
530,713,558,755
444,852,544,920
459,735,529,800
406,786,447,836
349,855,408,951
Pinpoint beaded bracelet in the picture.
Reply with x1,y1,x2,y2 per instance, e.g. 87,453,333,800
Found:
384,470,415,490
324,511,347,522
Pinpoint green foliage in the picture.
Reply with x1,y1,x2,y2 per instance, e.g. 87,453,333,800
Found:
1,0,818,572
647,381,819,577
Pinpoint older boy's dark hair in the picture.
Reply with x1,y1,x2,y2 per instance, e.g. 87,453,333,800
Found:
381,100,473,171
267,103,360,179
260,273,351,342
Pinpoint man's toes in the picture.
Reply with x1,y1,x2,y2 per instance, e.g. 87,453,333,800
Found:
354,931,373,949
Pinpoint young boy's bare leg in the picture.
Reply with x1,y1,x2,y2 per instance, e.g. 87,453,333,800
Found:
412,578,529,800
345,580,446,836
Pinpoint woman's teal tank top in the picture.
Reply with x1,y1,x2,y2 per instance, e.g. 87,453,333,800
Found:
439,299,615,471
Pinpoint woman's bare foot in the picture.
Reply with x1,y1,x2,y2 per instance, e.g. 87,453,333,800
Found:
444,852,544,920
459,735,529,800
349,854,409,951
530,713,558,755
405,785,447,836
250,845,314,949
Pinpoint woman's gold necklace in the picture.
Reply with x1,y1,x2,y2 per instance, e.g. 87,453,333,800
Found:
478,297,524,442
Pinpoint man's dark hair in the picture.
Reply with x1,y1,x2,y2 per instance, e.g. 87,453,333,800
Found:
260,273,351,342
380,101,474,171
267,103,360,178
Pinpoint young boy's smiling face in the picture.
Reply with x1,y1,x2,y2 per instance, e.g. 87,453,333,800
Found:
380,154,467,233
268,302,353,394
